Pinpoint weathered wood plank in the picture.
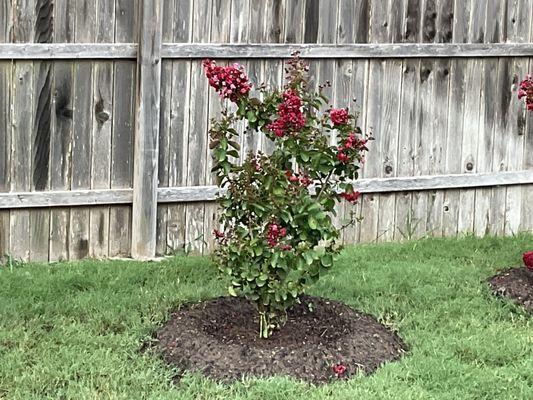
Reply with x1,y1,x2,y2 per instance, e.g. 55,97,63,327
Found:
0,42,532,60
69,0,96,260
159,43,533,59
109,0,136,257
0,60,11,261
504,0,530,235
0,43,137,59
204,0,231,254
1,170,533,209
49,0,75,262
131,0,163,259
0,1,13,43
9,0,35,261
89,0,115,258
520,1,533,234
29,0,54,262
10,62,33,261
155,0,175,256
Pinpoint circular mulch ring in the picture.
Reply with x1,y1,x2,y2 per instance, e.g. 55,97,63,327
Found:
153,295,406,384
489,267,533,313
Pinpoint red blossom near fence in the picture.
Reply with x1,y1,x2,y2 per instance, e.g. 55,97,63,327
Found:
518,75,533,111
340,191,361,203
202,59,252,103
266,89,306,137
523,251,533,271
266,223,287,248
329,108,349,126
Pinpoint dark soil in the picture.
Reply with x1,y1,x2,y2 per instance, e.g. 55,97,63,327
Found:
489,267,533,313
153,295,406,384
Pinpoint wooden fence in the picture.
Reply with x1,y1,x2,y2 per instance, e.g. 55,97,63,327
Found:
0,0,532,262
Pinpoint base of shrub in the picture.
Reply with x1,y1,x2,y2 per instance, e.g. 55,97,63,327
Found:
152,295,406,384
489,267,533,313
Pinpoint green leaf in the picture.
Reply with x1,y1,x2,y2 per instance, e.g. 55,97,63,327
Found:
273,186,285,196
308,216,318,230
228,286,237,297
320,253,333,267
246,110,257,122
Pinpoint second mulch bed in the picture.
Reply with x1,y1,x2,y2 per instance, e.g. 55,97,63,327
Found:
153,295,406,384
489,267,533,313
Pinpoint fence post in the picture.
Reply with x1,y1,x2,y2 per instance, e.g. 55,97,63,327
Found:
131,0,163,259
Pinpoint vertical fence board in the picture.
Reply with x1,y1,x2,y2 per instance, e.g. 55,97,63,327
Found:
155,0,175,256
183,0,212,254
204,0,231,253
520,4,533,232
49,0,74,261
0,61,11,261
69,1,96,260
29,0,54,262
0,3,10,260
377,0,403,242
109,0,136,257
89,0,115,258
505,0,530,235
9,1,35,261
10,61,33,261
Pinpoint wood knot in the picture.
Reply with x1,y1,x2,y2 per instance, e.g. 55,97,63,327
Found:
466,162,474,171
96,111,110,124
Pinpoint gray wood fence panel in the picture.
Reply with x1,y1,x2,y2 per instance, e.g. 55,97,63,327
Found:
0,0,532,262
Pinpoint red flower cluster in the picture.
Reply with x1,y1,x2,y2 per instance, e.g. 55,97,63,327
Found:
213,229,229,245
518,75,533,111
340,191,360,203
523,251,533,271
332,363,347,377
329,108,349,126
266,223,287,248
285,170,312,186
202,59,252,103
267,90,306,137
337,133,367,164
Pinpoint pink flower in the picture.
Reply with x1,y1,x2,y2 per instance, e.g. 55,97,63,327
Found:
337,151,349,163
329,108,349,126
523,251,533,271
518,75,533,112
299,175,312,186
203,59,251,103
266,223,288,248
267,90,306,137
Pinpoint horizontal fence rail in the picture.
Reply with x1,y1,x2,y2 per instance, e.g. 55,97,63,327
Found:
2,171,532,209
1,43,533,60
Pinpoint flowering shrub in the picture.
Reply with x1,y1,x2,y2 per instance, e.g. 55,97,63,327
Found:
518,75,533,111
205,53,368,338
523,251,533,271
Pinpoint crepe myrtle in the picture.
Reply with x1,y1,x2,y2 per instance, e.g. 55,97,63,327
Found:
205,53,369,338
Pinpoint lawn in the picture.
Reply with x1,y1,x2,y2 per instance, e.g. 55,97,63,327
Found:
1,235,532,400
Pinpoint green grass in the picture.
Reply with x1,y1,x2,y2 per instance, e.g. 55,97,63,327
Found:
1,235,532,400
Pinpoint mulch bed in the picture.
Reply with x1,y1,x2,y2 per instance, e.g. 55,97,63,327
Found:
489,267,533,313
153,295,406,384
